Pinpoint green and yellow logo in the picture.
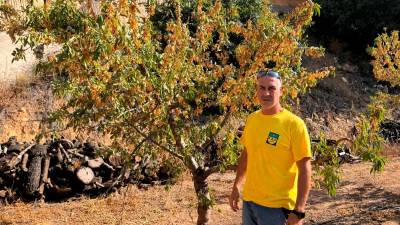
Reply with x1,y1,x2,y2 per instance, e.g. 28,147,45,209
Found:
266,132,280,146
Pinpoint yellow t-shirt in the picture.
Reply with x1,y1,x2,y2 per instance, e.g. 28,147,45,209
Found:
240,109,311,209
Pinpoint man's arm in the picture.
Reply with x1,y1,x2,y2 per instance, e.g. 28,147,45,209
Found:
287,157,312,225
295,157,312,212
229,148,247,212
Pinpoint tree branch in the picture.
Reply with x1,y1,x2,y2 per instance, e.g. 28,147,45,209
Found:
168,112,184,151
131,124,184,161
200,108,231,151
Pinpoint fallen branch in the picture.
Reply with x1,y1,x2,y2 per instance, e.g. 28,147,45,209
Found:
59,144,71,163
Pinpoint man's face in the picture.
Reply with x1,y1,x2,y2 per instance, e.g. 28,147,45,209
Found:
256,76,283,110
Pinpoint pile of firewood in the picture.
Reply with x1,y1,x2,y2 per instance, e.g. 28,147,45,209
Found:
380,120,400,143
0,136,175,203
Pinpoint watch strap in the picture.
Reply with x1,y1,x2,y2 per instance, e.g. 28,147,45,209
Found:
291,209,305,219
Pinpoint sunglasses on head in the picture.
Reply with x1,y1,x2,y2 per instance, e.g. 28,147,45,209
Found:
257,70,281,80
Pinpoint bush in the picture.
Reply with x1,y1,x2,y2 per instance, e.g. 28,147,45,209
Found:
312,0,400,52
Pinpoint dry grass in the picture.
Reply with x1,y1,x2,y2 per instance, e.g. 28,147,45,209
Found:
0,172,241,225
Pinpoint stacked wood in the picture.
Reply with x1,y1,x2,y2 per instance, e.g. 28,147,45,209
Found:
380,120,400,143
0,136,176,203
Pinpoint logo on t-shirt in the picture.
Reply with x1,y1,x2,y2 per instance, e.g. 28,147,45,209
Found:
266,132,280,146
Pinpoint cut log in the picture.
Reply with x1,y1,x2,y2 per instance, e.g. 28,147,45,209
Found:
76,167,95,184
46,178,54,188
51,138,74,150
59,144,71,163
7,143,22,153
102,162,115,171
87,157,104,169
56,148,63,162
0,136,180,202
123,168,131,180
92,176,102,184
39,156,51,195
26,145,47,196
108,154,123,167
94,181,104,188
60,138,74,149
0,157,10,172
67,149,86,158
21,153,29,172
8,144,35,168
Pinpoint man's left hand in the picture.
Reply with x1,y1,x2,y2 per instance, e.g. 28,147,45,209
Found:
286,213,303,225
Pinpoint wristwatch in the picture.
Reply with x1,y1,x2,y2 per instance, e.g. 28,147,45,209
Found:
290,209,305,219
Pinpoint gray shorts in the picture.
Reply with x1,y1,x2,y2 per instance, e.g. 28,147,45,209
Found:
242,201,287,225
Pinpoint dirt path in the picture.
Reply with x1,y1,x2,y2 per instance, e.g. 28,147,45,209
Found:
307,157,400,225
0,156,399,225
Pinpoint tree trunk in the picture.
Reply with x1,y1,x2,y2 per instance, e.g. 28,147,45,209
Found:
193,169,212,225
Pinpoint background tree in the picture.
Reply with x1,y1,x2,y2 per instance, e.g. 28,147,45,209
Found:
354,30,400,171
311,0,400,52
312,30,400,196
1,0,334,224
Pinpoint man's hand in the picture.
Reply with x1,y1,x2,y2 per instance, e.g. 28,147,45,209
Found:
229,148,247,212
229,186,240,212
286,214,303,225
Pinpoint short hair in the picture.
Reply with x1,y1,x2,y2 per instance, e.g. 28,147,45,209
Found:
256,70,281,80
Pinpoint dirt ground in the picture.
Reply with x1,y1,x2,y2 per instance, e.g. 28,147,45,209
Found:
0,151,399,225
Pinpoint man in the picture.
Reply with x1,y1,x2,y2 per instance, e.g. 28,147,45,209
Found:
229,70,312,225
